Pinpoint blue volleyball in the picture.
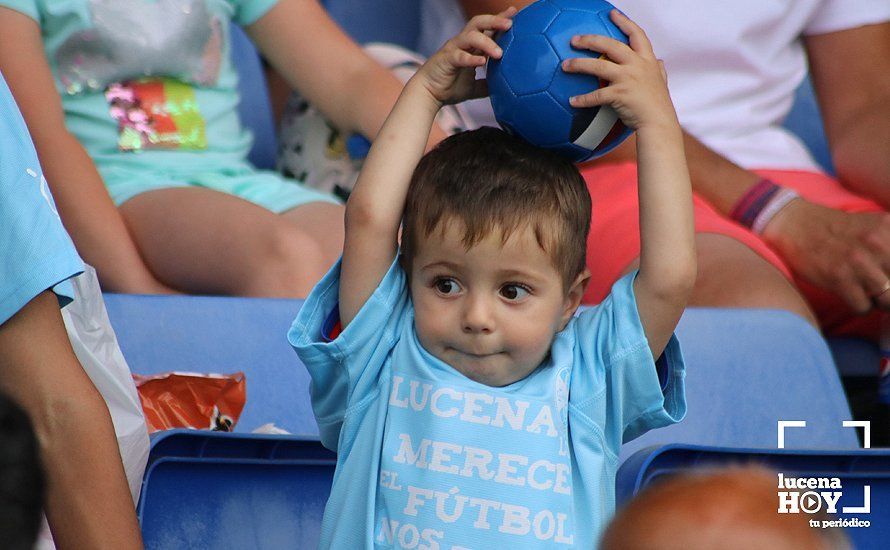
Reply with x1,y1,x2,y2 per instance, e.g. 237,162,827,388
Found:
487,0,633,163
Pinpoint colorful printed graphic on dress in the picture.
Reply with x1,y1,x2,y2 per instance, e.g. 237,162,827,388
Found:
106,79,207,151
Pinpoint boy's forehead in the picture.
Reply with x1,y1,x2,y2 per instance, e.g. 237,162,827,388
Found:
414,221,559,276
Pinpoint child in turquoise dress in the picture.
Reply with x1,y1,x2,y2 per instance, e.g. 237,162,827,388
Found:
0,0,443,297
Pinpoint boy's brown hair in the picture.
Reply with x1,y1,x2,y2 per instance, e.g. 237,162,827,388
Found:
401,127,591,290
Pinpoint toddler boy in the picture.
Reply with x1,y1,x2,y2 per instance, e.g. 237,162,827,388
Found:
290,8,696,548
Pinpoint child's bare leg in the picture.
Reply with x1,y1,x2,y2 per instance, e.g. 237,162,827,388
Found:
622,233,818,326
280,201,345,268
119,187,341,297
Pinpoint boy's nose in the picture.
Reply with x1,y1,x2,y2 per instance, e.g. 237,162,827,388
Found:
462,294,494,334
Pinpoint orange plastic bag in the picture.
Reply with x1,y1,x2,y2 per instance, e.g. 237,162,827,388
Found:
132,372,246,434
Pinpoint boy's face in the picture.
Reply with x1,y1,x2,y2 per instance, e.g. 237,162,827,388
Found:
409,221,587,387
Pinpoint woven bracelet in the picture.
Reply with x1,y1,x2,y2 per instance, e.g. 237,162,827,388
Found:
729,178,781,229
751,188,800,235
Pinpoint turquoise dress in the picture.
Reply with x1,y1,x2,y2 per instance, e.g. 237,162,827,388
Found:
1,0,337,211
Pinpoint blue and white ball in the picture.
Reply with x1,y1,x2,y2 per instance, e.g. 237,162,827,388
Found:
487,0,633,163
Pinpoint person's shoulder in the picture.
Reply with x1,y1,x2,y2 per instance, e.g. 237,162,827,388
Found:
0,1,41,23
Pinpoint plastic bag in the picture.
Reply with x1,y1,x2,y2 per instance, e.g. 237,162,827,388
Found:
37,265,151,549
61,265,150,501
133,371,246,433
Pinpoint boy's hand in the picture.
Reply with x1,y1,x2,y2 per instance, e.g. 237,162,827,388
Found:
416,8,516,105
563,10,676,131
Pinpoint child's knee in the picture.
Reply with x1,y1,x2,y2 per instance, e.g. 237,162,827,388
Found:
248,224,332,297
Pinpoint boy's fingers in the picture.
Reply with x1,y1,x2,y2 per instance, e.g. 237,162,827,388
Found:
569,87,611,108
466,13,514,34
571,34,633,64
562,57,621,81
609,10,655,58
452,49,486,67
456,30,503,59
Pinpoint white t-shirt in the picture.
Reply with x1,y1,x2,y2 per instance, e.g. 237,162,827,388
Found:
420,0,890,172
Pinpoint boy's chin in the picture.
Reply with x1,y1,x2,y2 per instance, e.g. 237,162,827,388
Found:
448,353,529,388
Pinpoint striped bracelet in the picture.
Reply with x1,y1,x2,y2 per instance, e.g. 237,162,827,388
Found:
729,178,781,229
751,188,800,235
730,178,800,234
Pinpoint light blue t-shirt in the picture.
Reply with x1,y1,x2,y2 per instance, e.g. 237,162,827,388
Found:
290,257,686,549
0,72,83,325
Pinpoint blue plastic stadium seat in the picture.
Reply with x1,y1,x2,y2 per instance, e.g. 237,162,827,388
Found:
617,445,890,550
103,295,858,450
322,0,420,48
784,76,834,175
138,430,335,549
104,293,318,436
231,24,277,171
620,308,859,460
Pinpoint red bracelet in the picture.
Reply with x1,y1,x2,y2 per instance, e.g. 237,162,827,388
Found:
730,178,781,229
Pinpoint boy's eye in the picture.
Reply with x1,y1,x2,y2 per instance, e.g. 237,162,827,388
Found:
434,278,461,296
500,284,530,301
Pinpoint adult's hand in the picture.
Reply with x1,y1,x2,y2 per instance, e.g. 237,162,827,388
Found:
762,199,890,313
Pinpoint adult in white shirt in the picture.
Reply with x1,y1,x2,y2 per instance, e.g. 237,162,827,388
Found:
437,0,890,338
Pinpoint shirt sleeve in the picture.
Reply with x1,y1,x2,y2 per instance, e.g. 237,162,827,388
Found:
0,0,38,22
804,0,890,35
0,74,83,326
288,256,409,450
228,0,279,26
569,271,686,449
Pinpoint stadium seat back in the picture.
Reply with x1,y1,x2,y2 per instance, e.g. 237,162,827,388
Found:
137,430,335,549
104,293,318,436
231,24,277,171
619,308,859,461
103,295,859,451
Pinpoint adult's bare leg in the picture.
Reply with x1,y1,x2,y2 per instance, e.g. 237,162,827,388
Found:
624,233,818,326
0,292,142,550
120,187,342,297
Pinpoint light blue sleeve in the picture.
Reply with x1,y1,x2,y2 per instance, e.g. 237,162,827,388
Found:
228,0,279,26
288,257,409,450
0,0,38,21
570,271,686,447
0,73,83,326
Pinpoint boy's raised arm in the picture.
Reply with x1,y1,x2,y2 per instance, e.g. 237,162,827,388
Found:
565,11,696,358
339,10,515,328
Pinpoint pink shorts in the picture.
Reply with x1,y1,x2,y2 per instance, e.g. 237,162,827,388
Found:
580,162,885,339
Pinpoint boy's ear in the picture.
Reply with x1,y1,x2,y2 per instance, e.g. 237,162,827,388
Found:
560,268,591,330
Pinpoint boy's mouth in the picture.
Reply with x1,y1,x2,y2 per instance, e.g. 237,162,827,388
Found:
451,348,504,360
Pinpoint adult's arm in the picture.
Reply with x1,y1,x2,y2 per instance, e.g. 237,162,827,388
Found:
0,8,174,294
589,94,890,316
246,0,446,146
806,22,890,208
0,292,143,550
